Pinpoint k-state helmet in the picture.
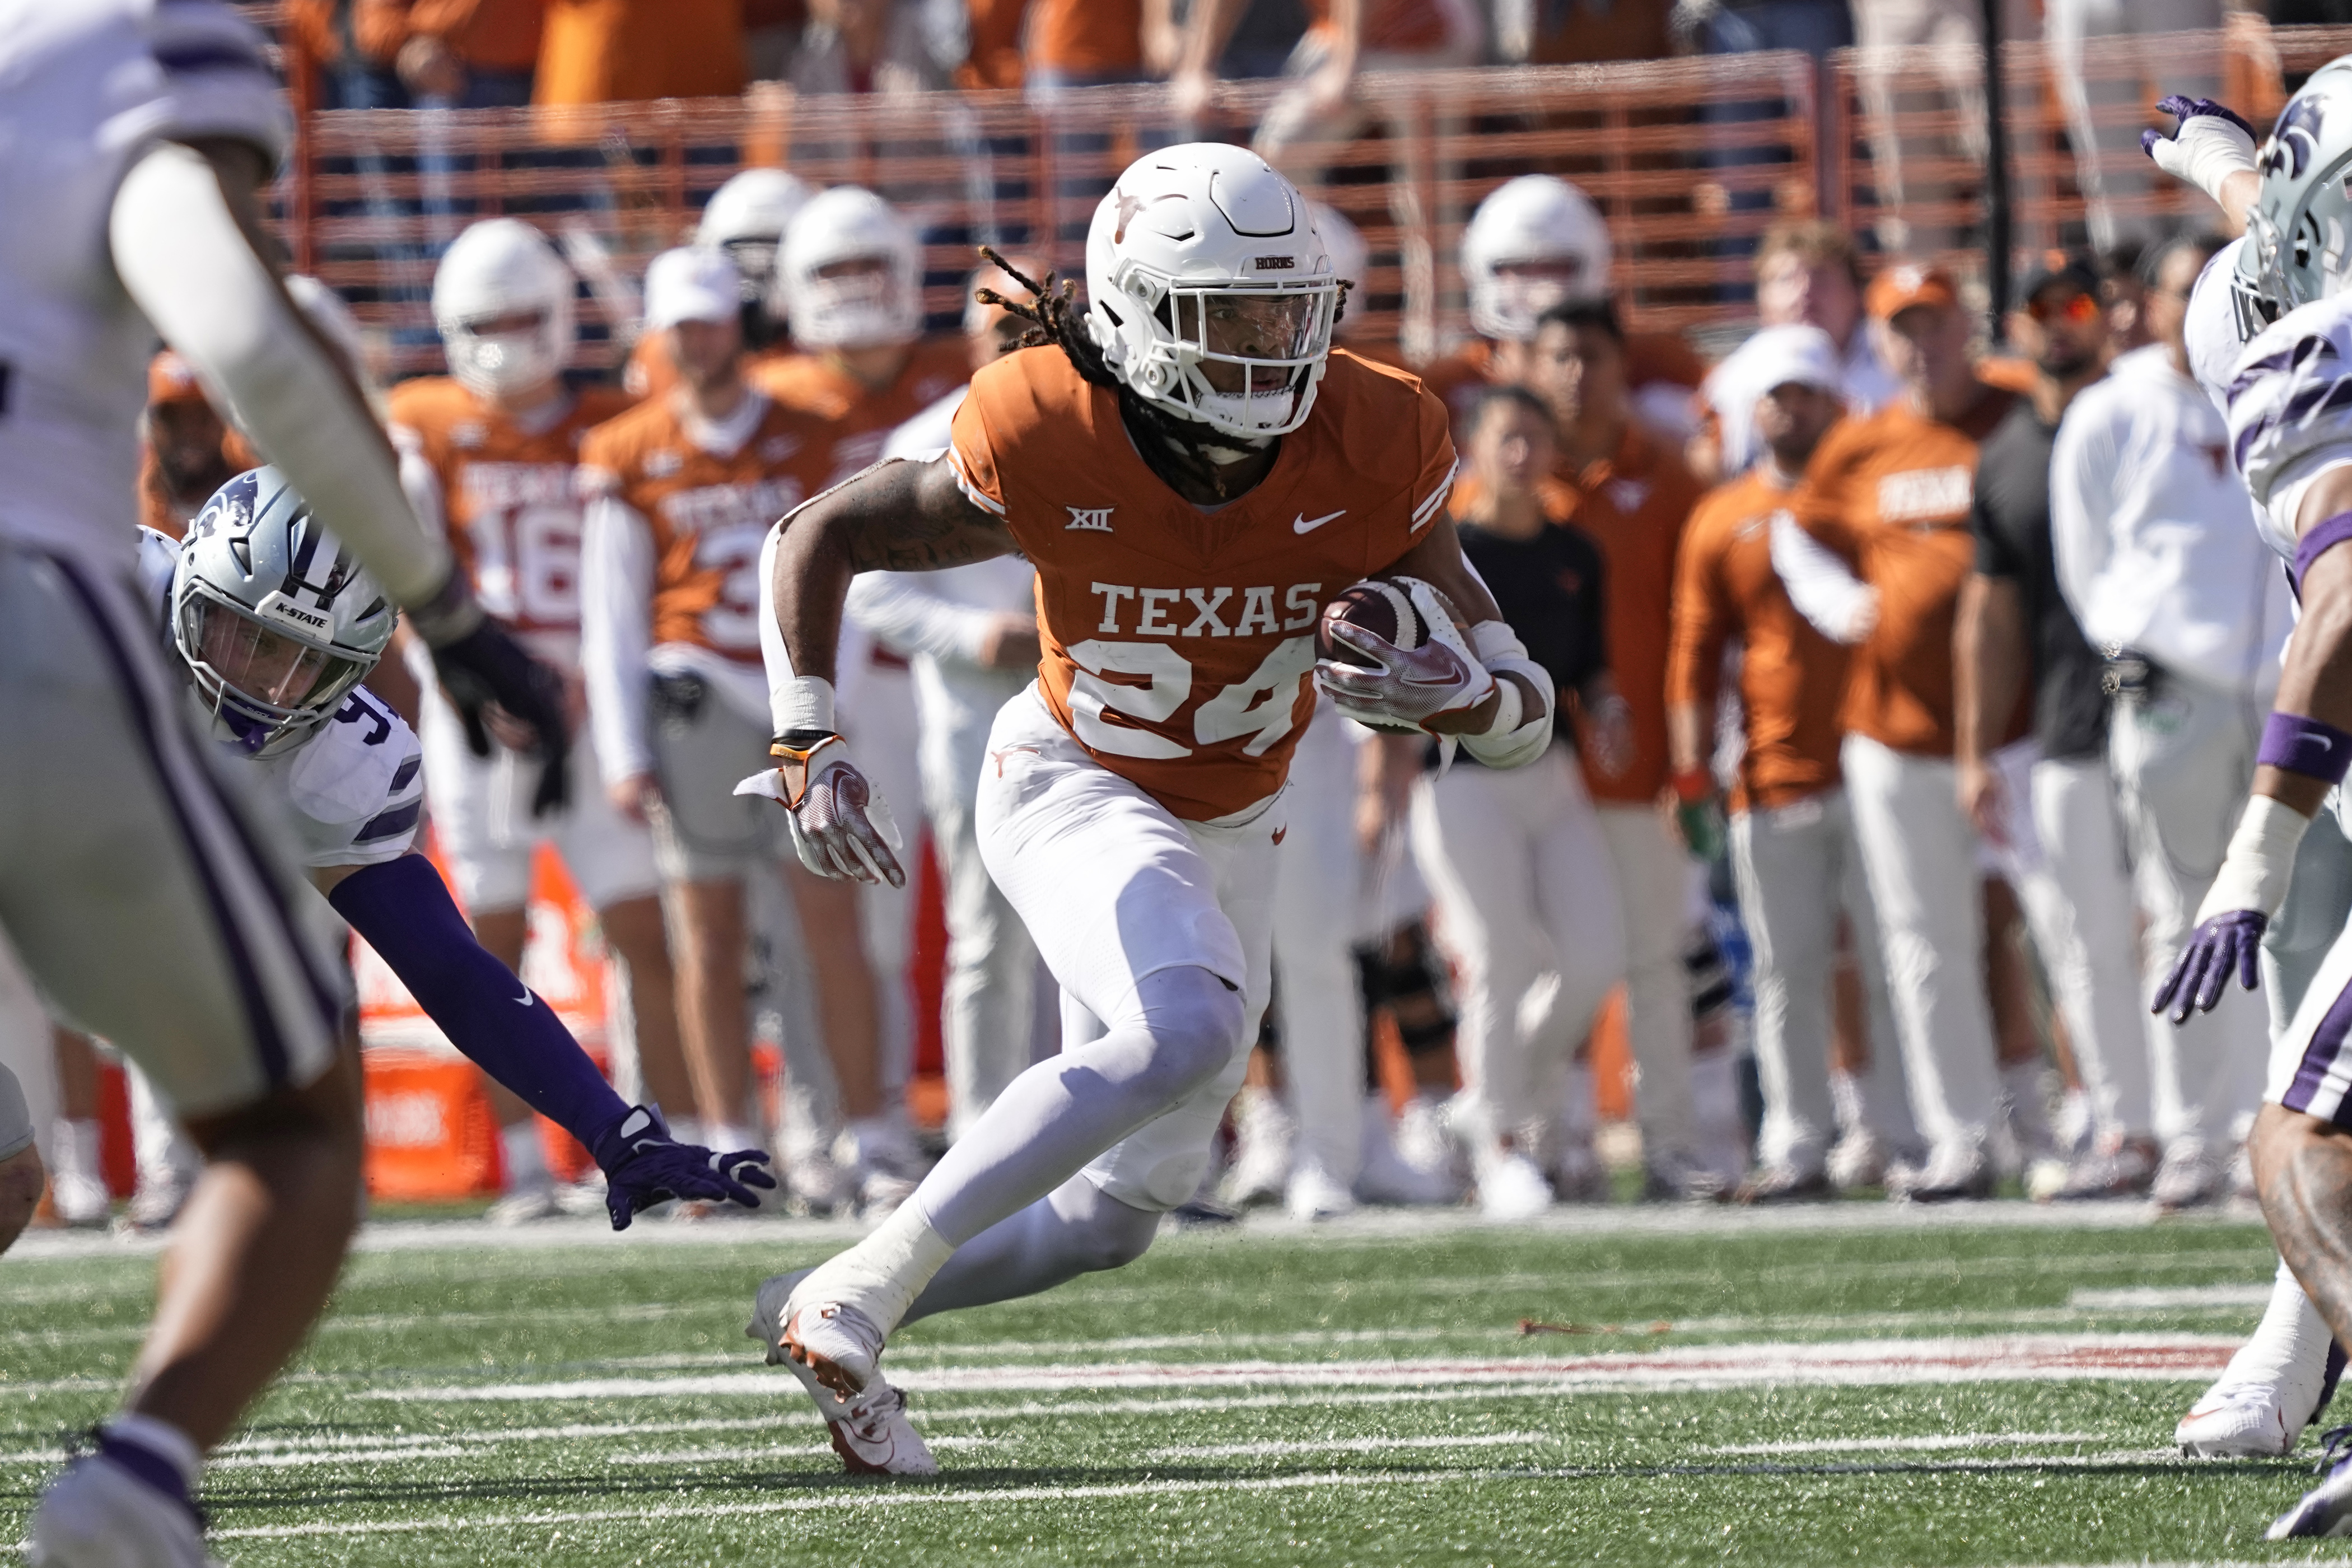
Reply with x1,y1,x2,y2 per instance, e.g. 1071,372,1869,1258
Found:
1460,175,1612,343
776,186,923,350
1084,143,1340,441
173,467,395,757
698,167,816,307
2247,58,2352,321
432,218,577,400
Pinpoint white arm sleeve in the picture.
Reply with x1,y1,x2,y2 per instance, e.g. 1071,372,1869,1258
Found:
109,142,450,606
1769,512,1879,645
844,571,999,665
2047,404,2116,637
581,494,657,786
391,426,449,544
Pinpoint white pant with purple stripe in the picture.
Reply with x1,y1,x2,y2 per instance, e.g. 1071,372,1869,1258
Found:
2266,794,2352,1125
0,544,343,1118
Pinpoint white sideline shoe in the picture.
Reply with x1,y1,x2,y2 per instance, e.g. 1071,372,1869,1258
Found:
29,1453,214,1567
1477,1149,1552,1220
1356,1094,1461,1206
485,1181,566,1225
1221,1088,1294,1208
1285,1157,1356,1222
2177,1382,2297,1458
1825,1128,1890,1193
49,1170,110,1229
749,1268,936,1474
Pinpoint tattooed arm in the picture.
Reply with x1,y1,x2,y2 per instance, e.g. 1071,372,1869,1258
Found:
767,456,1021,689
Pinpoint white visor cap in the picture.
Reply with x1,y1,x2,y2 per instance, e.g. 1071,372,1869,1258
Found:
645,246,743,331
1735,323,1842,400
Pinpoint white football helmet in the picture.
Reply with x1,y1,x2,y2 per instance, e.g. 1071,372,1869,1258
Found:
1460,175,1613,342
432,218,577,400
776,186,923,350
1085,143,1340,441
1308,201,1368,341
172,467,395,757
2247,59,2352,323
698,167,816,307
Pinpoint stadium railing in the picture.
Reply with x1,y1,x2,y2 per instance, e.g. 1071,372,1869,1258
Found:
258,25,2352,381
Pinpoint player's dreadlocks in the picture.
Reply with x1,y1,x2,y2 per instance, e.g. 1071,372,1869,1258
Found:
974,246,1349,504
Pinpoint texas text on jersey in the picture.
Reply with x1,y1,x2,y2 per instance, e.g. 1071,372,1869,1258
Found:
948,344,1458,822
391,379,637,657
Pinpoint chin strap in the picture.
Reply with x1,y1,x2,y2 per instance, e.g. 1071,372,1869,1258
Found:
1460,620,1554,769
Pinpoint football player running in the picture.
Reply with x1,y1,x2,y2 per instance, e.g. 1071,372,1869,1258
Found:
3,5,568,1563
395,218,703,1223
149,469,773,1229
741,143,1553,1473
2149,69,2352,1534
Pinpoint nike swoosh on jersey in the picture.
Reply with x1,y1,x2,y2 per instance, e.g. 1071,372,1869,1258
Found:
515,986,535,1007
1292,509,1346,534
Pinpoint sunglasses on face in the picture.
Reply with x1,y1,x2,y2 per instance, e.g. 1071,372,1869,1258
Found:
2026,290,2100,325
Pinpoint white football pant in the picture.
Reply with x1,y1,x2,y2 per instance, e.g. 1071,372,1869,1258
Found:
1270,702,1368,1184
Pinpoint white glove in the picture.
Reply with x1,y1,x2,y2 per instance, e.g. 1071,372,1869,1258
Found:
735,734,905,886
2143,95,2260,208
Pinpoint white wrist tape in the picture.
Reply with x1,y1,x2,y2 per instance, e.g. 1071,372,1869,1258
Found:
769,675,837,738
2196,794,2314,922
1463,652,1555,769
2150,114,2260,207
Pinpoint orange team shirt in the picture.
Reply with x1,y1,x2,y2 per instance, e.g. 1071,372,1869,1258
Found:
389,378,636,652
948,346,1458,821
1553,422,1704,805
579,394,839,664
1789,380,2021,757
755,338,971,483
1665,465,1851,813
1417,332,1709,437
533,0,743,108
1305,0,1453,52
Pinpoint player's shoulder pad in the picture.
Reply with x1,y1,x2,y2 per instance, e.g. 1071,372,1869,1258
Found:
1312,350,1450,469
2225,292,2352,506
283,687,424,850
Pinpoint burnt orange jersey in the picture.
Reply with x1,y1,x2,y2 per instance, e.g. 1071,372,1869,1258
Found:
580,393,839,664
948,347,1457,820
623,334,793,403
755,337,971,481
1552,423,1705,804
1667,466,1850,812
1790,381,2019,756
389,378,636,648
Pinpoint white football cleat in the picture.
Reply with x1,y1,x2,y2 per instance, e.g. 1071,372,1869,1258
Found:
748,1267,935,1474
1355,1093,1463,1205
1220,1086,1294,1208
2178,1382,2295,1457
484,1181,566,1226
1285,1157,1356,1222
1476,1148,1553,1220
752,1267,888,1399
29,1453,215,1567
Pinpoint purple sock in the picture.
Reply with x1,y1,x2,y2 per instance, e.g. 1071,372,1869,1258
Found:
96,1425,195,1519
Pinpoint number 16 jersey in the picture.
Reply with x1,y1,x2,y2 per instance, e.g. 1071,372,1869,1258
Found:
948,346,1457,822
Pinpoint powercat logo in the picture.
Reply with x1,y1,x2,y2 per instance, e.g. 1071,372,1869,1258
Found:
2265,94,2326,181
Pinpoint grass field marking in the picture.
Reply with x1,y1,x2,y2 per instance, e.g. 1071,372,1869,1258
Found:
1157,1431,1552,1459
2069,1285,2277,1310
358,1333,2243,1406
197,1467,1459,1542
1712,1431,2103,1456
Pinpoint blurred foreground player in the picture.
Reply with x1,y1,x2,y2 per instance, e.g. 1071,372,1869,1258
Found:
1,6,570,1562
743,145,1552,1472
396,218,701,1222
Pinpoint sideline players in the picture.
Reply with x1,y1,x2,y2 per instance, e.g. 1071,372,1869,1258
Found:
743,145,1553,1472
4,4,569,1561
394,217,700,1221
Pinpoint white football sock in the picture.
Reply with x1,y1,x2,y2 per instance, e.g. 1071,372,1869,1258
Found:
2219,1259,2336,1407
500,1122,550,1192
902,1173,1159,1324
2001,1059,2054,1155
55,1117,102,1184
791,1196,957,1338
711,1122,760,1155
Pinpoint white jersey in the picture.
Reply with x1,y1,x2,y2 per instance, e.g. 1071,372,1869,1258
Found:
136,529,423,871
2222,291,2352,562
2186,235,2263,419
0,1,285,567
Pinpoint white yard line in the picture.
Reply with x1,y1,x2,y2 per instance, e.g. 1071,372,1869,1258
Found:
2069,1285,2276,1310
1159,1431,1550,1459
1713,1432,2102,1456
360,1333,2242,1406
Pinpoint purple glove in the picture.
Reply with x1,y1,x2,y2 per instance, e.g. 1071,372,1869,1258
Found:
2151,909,2268,1024
591,1104,777,1230
1315,622,1492,731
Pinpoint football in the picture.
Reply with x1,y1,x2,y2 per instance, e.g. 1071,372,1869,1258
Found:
1317,578,1429,668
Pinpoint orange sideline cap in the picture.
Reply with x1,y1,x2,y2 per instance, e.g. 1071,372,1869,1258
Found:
1865,264,1959,321
147,351,208,406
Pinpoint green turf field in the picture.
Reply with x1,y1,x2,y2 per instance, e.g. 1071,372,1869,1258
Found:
7,1205,2348,1565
